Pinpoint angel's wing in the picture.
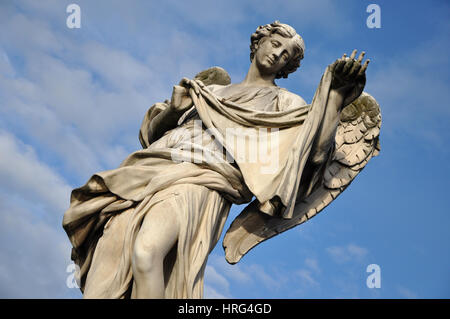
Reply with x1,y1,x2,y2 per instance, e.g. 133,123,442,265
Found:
223,92,381,264
193,66,231,86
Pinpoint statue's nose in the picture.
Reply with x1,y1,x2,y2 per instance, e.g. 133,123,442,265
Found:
272,48,283,61
271,53,280,63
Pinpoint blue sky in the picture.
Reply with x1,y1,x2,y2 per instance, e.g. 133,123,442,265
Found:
0,0,449,298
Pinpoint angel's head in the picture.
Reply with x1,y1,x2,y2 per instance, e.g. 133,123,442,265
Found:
250,21,305,79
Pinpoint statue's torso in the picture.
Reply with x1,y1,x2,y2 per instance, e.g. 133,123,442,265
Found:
149,84,309,168
208,83,307,112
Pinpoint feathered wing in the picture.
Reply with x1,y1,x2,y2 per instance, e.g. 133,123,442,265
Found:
223,92,381,264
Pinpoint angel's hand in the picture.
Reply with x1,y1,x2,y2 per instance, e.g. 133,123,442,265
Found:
169,80,193,115
330,49,369,96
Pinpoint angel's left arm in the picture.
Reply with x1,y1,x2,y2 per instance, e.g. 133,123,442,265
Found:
309,50,369,165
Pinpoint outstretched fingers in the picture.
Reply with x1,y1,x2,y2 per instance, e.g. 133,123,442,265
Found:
342,56,354,74
348,61,362,78
336,50,370,78
358,59,370,76
357,51,365,63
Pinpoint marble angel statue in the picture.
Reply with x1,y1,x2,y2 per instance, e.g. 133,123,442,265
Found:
63,21,381,299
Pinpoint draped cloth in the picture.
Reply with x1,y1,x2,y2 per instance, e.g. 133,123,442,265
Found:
189,65,333,218
62,66,335,298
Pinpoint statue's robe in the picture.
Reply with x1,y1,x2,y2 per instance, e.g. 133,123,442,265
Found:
62,67,336,298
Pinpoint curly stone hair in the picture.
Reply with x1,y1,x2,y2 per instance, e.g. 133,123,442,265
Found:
250,21,305,79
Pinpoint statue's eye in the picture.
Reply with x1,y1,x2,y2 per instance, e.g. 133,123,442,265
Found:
271,41,280,48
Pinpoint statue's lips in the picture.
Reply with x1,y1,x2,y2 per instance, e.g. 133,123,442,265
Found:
266,56,275,65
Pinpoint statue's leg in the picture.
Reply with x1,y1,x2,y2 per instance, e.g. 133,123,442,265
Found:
131,197,180,299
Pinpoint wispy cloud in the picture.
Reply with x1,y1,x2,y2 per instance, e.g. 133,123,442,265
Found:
325,244,370,298
296,269,319,288
204,285,228,299
397,286,418,299
304,258,321,274
0,197,78,298
208,254,252,284
326,244,368,265
367,19,450,146
246,264,284,290
0,132,71,215
205,253,291,297
204,265,230,297
0,131,79,297
294,257,322,296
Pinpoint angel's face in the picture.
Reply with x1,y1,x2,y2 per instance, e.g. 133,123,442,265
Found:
254,33,296,76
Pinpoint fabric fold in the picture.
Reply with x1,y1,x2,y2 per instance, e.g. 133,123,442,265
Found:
62,65,336,297
187,66,333,218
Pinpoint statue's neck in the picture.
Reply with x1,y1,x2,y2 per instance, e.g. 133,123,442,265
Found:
240,61,277,87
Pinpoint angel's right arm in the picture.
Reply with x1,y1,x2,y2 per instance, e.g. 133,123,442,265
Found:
140,67,231,148
138,84,194,147
138,101,183,148
146,105,183,144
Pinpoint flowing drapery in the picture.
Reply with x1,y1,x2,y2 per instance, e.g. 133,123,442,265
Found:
62,66,335,298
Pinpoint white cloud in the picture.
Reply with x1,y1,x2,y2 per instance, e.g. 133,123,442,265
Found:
0,11,64,54
304,258,321,274
1,0,247,182
0,196,80,298
367,22,450,144
0,50,15,77
0,132,72,215
250,0,353,35
295,257,321,292
79,42,157,91
204,265,232,298
296,269,319,287
0,31,152,178
0,131,79,297
397,286,418,299
208,254,252,284
205,265,230,293
204,285,228,299
246,264,283,290
326,244,368,264
206,253,292,297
